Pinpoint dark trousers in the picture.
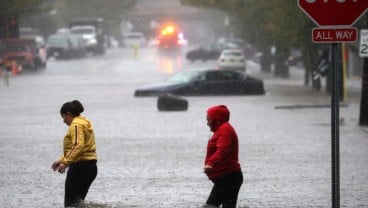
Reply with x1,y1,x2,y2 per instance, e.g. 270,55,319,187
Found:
65,160,97,207
206,171,243,208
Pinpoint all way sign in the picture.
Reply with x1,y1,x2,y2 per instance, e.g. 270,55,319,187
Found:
312,28,357,43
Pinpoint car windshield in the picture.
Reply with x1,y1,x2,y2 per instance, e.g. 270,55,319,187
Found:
165,70,202,83
47,36,68,47
223,51,243,56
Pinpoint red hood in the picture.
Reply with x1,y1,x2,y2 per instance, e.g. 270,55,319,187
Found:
207,105,230,131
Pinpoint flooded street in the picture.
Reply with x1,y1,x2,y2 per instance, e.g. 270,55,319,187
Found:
0,47,367,208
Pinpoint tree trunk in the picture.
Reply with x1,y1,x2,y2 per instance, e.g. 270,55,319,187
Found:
304,48,311,86
359,14,368,126
260,46,272,72
304,42,320,89
274,47,289,78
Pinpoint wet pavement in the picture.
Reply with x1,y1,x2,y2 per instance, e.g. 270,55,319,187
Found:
0,48,367,208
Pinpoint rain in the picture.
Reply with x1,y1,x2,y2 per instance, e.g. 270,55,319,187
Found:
0,0,367,207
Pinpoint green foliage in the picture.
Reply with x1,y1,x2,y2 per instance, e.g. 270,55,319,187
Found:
51,0,136,23
2,0,137,38
180,0,322,80
49,0,137,37
180,0,313,50
0,0,47,16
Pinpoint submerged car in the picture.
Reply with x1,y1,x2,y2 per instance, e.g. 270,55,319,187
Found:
134,69,265,97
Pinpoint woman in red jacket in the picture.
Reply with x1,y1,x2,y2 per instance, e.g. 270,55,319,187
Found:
201,105,243,208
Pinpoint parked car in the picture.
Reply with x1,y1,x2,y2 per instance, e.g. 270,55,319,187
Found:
69,35,87,57
0,38,45,70
19,28,47,68
46,34,86,59
218,48,246,71
121,32,146,48
70,25,98,54
134,68,265,96
186,43,222,62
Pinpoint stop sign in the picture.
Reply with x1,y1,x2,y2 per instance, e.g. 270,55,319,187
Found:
298,0,368,26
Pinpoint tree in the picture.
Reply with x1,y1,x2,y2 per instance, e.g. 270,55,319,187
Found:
49,0,137,38
0,0,47,17
0,0,48,38
181,0,318,79
2,0,137,44
184,0,367,124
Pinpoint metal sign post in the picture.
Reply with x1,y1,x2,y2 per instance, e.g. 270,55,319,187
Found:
331,43,340,208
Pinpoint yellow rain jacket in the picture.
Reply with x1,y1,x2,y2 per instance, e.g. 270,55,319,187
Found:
59,116,97,165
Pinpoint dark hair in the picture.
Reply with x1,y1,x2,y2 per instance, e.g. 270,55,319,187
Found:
60,100,84,116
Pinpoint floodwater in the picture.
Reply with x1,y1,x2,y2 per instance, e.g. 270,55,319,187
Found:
0,48,367,207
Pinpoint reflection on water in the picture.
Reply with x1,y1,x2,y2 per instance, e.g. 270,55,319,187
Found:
157,57,174,74
156,49,184,75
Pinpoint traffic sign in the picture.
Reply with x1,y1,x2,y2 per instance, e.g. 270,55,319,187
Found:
298,0,368,27
360,29,368,57
313,28,357,43
298,2,368,208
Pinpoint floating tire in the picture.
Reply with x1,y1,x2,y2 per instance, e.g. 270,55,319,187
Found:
157,94,188,111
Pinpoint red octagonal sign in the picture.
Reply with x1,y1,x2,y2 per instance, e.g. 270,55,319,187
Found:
298,0,368,26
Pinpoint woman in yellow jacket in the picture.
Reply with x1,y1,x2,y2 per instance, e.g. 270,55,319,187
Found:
51,100,98,207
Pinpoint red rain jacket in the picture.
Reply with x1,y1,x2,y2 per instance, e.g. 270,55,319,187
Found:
205,122,241,179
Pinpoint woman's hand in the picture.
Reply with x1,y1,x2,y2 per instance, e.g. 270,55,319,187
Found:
51,161,61,171
204,164,213,173
51,161,67,174
57,163,67,174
